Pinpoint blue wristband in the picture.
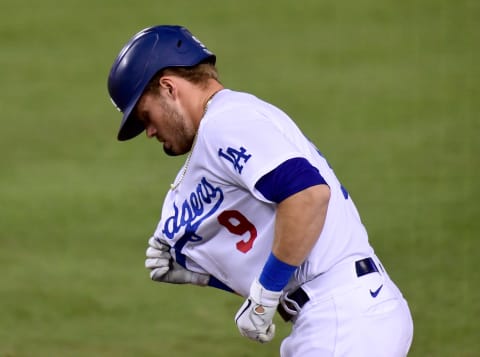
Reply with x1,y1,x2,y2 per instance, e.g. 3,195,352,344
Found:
259,253,297,292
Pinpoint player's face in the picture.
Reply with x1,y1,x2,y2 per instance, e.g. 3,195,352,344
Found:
135,91,195,156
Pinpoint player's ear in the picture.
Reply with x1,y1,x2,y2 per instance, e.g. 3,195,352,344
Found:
159,77,176,98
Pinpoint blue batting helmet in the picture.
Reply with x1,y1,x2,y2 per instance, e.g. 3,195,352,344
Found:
107,25,216,141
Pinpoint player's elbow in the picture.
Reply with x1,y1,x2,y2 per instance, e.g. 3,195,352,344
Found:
309,184,331,211
288,184,330,213
278,184,330,216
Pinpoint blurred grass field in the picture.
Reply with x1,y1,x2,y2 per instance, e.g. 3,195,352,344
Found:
0,0,478,356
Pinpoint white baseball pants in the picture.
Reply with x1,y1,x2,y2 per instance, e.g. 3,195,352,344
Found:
280,256,414,357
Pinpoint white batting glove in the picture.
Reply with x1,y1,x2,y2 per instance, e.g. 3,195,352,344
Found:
145,237,210,286
234,278,282,343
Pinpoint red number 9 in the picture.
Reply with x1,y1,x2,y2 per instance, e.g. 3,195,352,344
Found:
217,210,258,253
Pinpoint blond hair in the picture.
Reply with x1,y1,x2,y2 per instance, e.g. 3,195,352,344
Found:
146,61,219,94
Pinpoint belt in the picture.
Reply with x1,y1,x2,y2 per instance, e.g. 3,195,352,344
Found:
277,257,380,322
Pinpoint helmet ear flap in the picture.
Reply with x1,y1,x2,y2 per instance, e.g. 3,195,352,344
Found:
107,25,216,141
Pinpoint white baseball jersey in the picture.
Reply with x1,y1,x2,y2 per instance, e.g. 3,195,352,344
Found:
153,89,374,297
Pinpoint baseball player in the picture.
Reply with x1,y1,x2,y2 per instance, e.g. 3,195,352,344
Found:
107,25,413,356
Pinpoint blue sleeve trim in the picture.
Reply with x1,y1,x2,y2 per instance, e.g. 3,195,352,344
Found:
208,276,234,293
255,157,328,203
259,253,297,292
175,250,234,293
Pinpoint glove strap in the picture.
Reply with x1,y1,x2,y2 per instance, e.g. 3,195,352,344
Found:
250,278,282,307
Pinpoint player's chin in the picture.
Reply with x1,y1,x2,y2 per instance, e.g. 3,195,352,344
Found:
163,145,184,157
163,145,177,156
164,141,192,156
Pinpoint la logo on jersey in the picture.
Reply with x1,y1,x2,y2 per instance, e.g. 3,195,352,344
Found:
218,146,251,174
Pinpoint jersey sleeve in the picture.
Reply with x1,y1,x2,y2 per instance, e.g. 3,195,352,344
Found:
255,157,328,203
199,104,311,202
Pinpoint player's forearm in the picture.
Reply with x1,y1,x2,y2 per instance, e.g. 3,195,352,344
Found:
272,184,330,266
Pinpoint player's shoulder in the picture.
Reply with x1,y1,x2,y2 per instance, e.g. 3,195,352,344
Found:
209,89,265,113
204,89,285,127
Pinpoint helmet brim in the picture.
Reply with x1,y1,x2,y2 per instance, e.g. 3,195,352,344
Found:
117,91,145,141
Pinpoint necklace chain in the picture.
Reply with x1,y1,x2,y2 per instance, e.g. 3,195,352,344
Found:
170,134,198,190
170,91,218,190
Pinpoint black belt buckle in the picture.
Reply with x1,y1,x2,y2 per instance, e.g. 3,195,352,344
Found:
277,287,309,322
277,303,293,322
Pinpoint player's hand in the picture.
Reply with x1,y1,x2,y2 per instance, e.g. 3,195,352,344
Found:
234,278,282,343
145,236,210,286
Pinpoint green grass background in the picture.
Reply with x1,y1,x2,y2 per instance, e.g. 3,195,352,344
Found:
1,0,478,356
